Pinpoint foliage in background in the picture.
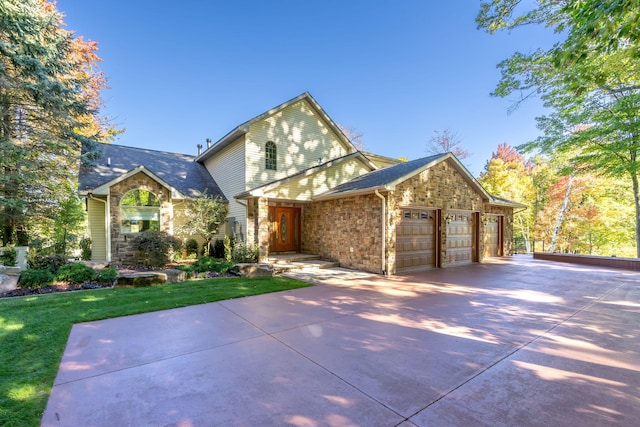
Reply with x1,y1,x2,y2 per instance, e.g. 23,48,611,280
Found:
224,235,233,262
480,143,636,257
0,0,117,247
0,246,17,266
177,194,228,256
184,238,199,258
426,129,471,160
79,237,92,261
130,231,182,268
477,0,640,256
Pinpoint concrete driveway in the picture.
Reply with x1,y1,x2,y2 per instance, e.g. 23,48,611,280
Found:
42,255,640,426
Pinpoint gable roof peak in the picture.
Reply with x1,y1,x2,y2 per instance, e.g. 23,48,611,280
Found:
196,92,358,162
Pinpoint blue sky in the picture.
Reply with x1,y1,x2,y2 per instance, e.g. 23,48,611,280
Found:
56,0,557,177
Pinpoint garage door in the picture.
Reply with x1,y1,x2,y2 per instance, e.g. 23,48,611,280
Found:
483,215,500,258
446,211,474,266
396,208,436,271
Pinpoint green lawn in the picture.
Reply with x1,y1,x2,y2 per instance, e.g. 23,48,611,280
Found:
0,276,311,427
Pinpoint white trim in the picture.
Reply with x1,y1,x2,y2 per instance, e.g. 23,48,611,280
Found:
89,166,186,199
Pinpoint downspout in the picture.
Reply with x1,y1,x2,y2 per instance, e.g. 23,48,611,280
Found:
88,194,110,262
374,189,387,275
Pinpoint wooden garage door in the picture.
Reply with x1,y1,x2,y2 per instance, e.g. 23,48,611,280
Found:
397,208,436,271
483,215,500,258
446,211,474,266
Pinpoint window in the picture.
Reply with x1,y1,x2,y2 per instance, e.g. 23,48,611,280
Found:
120,189,160,233
265,141,277,170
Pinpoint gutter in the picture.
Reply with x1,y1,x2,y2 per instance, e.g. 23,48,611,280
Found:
374,189,387,275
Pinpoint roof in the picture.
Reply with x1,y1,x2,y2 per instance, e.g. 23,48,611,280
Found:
235,152,378,200
78,143,226,200
195,92,357,162
488,196,528,209
315,153,492,201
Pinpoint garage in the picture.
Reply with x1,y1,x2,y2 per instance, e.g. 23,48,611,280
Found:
483,215,503,258
396,207,438,271
446,210,476,266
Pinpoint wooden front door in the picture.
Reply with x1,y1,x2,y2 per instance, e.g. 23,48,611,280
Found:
269,207,301,252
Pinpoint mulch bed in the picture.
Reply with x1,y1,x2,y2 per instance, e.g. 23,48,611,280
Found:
0,281,114,298
0,264,236,299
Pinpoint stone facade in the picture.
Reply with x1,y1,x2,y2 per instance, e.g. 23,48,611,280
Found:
388,161,485,272
236,159,517,274
483,204,514,256
303,194,383,273
109,172,172,265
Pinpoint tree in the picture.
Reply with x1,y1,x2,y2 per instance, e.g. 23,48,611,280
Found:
477,0,640,257
338,123,366,151
426,129,471,159
479,143,535,251
0,0,111,245
177,195,228,256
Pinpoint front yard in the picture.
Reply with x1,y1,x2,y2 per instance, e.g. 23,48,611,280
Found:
0,276,311,427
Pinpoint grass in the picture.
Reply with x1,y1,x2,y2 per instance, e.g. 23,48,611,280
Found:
0,276,311,427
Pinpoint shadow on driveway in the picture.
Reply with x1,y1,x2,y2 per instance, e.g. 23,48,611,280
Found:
42,255,640,426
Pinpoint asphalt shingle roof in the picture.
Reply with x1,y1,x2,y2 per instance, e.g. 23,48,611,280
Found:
318,153,448,197
78,143,226,200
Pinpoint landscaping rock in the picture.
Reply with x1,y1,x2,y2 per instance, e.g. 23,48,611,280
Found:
231,263,274,278
115,272,167,287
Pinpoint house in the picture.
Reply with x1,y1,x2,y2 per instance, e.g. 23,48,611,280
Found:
79,92,525,274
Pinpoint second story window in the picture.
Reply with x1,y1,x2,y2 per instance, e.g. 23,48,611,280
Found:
265,141,277,170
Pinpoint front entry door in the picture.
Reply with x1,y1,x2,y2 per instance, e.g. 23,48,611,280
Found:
269,207,301,252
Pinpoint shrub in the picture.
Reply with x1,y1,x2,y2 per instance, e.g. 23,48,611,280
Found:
214,261,235,273
130,231,182,268
79,237,92,261
28,253,67,274
212,239,225,258
185,238,199,257
192,256,218,273
232,242,258,263
95,267,118,283
0,246,18,266
224,235,233,262
18,269,54,289
55,263,97,284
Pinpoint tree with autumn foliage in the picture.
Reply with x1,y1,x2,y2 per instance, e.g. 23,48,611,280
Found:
479,143,536,251
477,0,640,256
426,129,471,160
0,0,114,246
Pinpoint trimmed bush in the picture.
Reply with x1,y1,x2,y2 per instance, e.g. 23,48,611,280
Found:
18,269,54,289
185,239,199,257
28,253,67,274
96,267,118,283
212,239,225,259
233,242,259,263
192,256,218,273
0,246,17,266
79,237,92,261
130,231,182,268
55,263,97,284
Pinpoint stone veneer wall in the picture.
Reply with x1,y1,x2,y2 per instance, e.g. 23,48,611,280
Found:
388,160,485,272
303,194,383,274
483,205,515,256
109,173,172,265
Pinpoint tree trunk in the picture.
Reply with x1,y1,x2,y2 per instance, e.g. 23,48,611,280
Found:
549,175,573,253
631,171,640,258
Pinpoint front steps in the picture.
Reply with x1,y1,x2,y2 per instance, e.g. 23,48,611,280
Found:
267,253,340,274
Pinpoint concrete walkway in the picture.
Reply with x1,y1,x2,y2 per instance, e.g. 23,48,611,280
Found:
42,255,640,426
